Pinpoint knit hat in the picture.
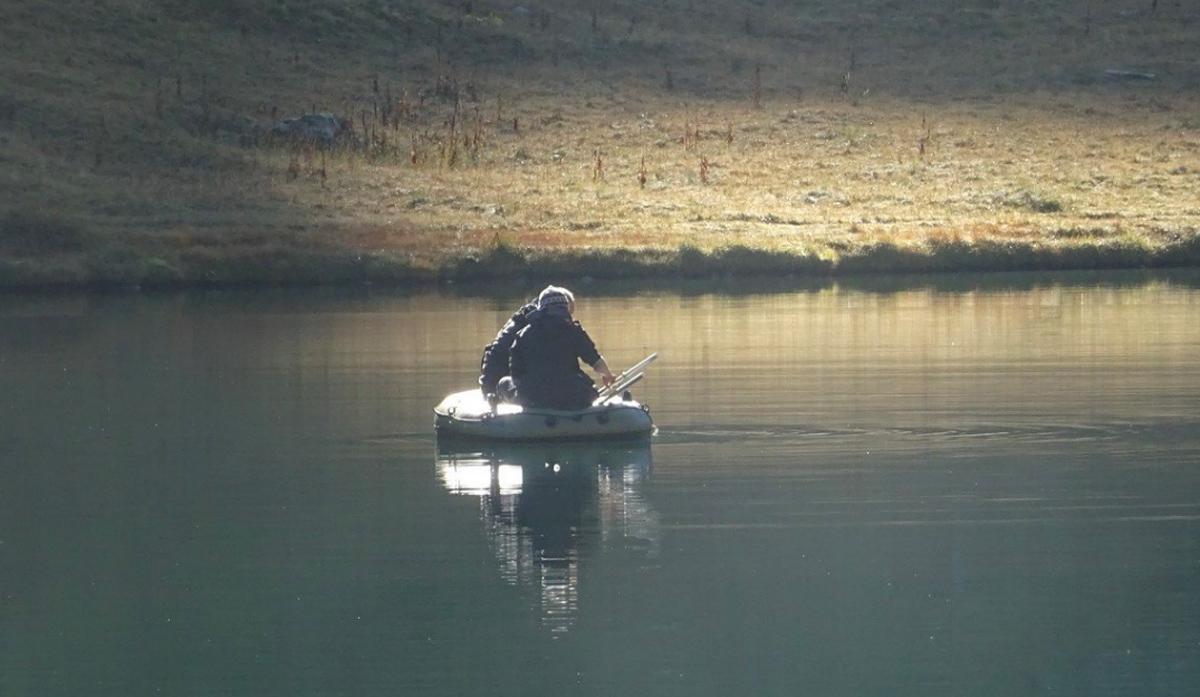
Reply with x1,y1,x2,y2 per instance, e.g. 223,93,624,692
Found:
537,285,575,311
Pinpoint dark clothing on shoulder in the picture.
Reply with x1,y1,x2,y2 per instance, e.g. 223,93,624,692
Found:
478,301,537,395
509,308,602,411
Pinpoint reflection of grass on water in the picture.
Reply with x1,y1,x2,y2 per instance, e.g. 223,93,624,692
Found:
4,0,1200,288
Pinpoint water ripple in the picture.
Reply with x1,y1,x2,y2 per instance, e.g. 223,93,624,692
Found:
655,420,1162,447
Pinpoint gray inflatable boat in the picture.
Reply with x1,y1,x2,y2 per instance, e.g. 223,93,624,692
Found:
435,353,657,441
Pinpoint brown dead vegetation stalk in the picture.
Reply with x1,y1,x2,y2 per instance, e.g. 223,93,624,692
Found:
918,113,930,157
682,116,700,150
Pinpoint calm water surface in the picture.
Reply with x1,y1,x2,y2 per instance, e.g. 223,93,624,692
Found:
2,273,1199,696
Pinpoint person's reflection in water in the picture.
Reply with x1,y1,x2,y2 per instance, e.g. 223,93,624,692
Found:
437,440,657,635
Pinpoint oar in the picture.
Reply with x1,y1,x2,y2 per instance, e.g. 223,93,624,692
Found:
596,352,658,401
598,372,645,405
596,353,656,400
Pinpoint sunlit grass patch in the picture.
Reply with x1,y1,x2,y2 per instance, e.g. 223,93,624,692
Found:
997,189,1065,213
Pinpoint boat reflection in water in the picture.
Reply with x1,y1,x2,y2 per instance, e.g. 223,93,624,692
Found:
437,438,658,635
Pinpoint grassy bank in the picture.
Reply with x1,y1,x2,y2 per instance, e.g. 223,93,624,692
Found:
2,0,1199,289
4,222,1197,290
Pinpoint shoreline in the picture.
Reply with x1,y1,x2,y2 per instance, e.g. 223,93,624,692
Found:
2,235,1198,293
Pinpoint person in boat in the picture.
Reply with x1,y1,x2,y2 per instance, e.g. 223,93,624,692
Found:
478,296,537,403
507,286,615,411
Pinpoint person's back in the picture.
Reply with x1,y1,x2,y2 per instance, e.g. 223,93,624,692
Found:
510,286,613,410
478,299,537,399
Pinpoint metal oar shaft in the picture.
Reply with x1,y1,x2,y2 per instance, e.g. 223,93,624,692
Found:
598,373,645,404
596,353,657,400
596,354,657,401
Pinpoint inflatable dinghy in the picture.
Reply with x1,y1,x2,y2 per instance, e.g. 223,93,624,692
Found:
435,354,656,441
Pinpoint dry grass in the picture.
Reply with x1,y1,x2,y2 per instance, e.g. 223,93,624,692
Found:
1,0,1199,287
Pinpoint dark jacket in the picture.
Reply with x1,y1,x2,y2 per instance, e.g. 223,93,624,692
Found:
509,307,602,410
478,301,537,395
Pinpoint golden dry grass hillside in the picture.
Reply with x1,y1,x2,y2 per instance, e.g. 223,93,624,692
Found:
1,0,1199,287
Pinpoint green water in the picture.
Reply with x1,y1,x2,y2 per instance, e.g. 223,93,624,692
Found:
2,273,1198,696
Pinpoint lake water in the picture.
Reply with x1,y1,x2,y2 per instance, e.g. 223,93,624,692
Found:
2,272,1198,696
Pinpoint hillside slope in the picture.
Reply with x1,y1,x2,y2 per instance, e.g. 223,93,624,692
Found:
1,0,1198,286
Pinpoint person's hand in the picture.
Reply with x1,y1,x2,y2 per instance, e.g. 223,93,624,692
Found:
592,357,616,388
